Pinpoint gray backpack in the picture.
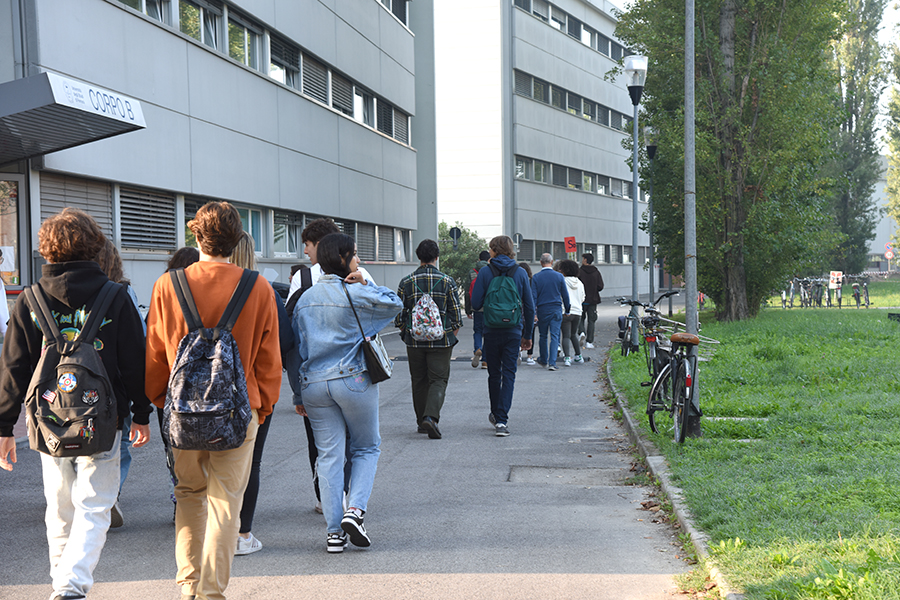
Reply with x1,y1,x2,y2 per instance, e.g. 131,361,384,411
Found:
24,281,120,457
163,268,257,451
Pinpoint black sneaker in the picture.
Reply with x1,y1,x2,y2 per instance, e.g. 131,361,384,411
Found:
326,532,348,553
495,423,510,437
488,412,497,426
421,416,442,439
341,508,371,547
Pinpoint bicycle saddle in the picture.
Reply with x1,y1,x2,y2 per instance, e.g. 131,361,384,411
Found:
670,332,700,345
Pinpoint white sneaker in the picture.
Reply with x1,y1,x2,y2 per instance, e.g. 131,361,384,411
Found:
585,342,595,349
236,532,263,555
564,357,572,366
579,332,586,344
525,357,536,365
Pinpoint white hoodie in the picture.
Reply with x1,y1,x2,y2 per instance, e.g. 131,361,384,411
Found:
563,276,585,317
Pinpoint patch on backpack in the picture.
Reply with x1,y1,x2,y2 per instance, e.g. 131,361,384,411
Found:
42,389,57,403
57,373,78,393
82,390,99,406
46,434,60,452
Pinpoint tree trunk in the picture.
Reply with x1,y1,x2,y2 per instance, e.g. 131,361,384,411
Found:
718,0,750,321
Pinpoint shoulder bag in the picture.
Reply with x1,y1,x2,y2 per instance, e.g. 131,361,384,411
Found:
343,283,392,384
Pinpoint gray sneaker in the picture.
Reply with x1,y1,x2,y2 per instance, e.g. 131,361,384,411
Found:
495,423,510,437
488,412,497,426
548,365,559,371
471,349,482,368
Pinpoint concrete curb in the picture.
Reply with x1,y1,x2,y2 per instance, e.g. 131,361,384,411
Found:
603,352,744,600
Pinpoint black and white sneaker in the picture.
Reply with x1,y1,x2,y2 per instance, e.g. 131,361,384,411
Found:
495,423,510,437
488,412,497,426
341,508,371,547
326,532,348,553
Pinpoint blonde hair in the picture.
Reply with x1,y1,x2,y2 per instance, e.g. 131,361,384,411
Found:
231,231,257,271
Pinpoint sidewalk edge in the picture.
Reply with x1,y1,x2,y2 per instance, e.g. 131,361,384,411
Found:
603,352,744,600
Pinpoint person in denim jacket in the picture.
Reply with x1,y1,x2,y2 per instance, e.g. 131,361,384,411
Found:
291,233,402,554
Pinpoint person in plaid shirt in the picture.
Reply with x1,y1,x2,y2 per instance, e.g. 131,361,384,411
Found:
395,239,464,439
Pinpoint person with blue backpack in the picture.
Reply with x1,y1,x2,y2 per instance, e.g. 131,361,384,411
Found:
470,235,535,437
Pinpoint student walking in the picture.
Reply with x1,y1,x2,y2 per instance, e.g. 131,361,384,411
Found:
470,236,535,436
531,254,570,371
558,260,589,366
395,239,464,439
465,250,490,368
0,208,152,600
292,233,401,553
577,253,604,349
145,202,282,600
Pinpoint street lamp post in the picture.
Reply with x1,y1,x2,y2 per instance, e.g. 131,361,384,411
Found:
624,55,648,308
645,125,657,304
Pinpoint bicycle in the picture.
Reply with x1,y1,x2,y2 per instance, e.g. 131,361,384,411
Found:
637,291,681,386
616,298,642,357
647,329,719,442
852,279,861,308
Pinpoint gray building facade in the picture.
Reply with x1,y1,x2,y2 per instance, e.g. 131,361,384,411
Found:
435,0,651,299
0,0,426,305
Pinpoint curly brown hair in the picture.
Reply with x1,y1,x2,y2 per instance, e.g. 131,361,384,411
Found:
187,202,243,258
301,218,340,245
95,238,129,284
38,208,107,264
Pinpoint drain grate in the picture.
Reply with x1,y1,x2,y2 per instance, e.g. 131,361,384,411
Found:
508,465,624,485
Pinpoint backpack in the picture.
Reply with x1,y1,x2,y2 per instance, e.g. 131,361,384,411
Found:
409,279,445,342
162,268,257,451
24,281,120,457
482,263,522,328
284,267,313,397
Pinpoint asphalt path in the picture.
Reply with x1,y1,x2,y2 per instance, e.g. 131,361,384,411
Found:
0,300,687,600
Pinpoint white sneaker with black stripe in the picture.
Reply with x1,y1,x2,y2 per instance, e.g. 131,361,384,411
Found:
341,508,371,547
326,532,348,553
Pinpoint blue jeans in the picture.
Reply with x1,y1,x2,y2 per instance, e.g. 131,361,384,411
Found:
41,431,122,599
119,414,132,494
482,329,521,425
472,312,484,353
536,309,563,367
303,373,382,534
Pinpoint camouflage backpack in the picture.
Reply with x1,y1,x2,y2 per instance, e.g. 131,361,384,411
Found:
162,268,257,451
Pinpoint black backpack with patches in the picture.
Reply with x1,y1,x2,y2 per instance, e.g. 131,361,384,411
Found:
24,281,120,457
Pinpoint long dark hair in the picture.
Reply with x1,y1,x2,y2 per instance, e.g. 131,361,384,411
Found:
518,261,533,279
317,233,356,279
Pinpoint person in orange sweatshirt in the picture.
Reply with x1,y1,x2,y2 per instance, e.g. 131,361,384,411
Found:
145,201,281,600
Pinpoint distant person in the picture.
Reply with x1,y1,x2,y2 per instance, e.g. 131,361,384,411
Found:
465,250,490,369
577,253,604,349
395,239,463,439
230,232,295,556
292,233,402,552
288,218,376,296
0,248,8,337
558,259,589,366
0,208,151,600
145,201,282,600
517,262,537,365
94,239,146,528
470,236,535,436
531,253,569,371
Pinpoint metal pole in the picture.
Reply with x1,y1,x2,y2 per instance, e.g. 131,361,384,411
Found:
632,103,640,303
648,160,654,303
684,0,698,335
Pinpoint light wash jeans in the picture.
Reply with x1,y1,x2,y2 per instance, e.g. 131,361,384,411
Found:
303,373,381,534
41,430,122,599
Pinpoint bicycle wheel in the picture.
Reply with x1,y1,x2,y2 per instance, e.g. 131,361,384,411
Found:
672,360,690,443
647,362,673,434
622,320,635,357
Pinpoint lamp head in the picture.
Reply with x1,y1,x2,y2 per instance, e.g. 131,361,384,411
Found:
644,125,657,160
623,55,648,105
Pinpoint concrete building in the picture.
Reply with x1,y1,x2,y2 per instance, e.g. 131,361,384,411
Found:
434,0,651,299
868,155,897,271
0,0,431,308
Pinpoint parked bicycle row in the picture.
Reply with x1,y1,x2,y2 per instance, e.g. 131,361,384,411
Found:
780,275,871,309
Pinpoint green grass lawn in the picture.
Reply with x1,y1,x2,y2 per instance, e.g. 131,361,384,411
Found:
610,293,900,599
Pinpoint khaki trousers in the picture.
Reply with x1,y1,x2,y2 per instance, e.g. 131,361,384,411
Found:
173,410,259,600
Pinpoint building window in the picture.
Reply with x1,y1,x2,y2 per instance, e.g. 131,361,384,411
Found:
551,87,564,109
550,6,566,30
274,211,303,257
583,243,597,260
567,168,582,190
377,226,395,261
119,0,169,22
611,42,624,61
515,70,532,96
597,175,610,195
393,108,409,144
597,105,610,126
302,54,329,104
355,89,375,127
583,172,595,192
0,179,22,289
581,25,595,47
395,229,410,263
237,206,262,250
567,17,581,40
622,245,632,264
553,241,566,259
624,181,633,199
380,0,408,26
536,240,552,257
566,93,581,116
598,245,608,263
597,34,611,56
120,186,177,250
228,15,259,69
532,0,549,21
515,157,531,179
179,0,220,49
270,37,300,88
377,100,394,137
534,160,549,183
611,179,623,197
582,99,595,120
514,0,530,9
332,73,354,116
357,223,376,261
610,111,622,130
518,239,534,262
610,245,621,263
533,78,549,103
552,164,567,187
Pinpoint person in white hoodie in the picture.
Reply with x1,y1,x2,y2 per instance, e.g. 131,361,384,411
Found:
0,248,8,338
557,259,589,366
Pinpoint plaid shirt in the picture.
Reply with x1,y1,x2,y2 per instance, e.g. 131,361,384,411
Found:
395,264,464,348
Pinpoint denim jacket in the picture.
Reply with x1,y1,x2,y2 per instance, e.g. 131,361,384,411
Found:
292,275,402,399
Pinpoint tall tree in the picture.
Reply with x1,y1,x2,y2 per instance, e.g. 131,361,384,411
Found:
886,30,900,246
617,0,845,320
826,0,889,274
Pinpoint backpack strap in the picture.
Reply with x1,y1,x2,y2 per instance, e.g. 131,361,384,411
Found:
24,284,66,346
217,269,259,333
75,281,119,347
285,267,313,317
169,269,204,332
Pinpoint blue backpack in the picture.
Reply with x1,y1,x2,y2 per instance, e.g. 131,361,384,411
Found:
163,269,257,451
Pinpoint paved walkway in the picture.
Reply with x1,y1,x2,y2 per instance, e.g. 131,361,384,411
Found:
0,301,687,600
